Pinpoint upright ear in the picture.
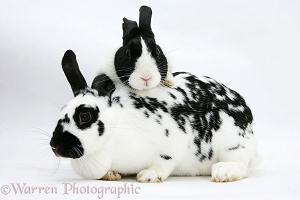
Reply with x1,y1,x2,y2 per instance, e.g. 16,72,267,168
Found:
139,6,152,31
122,18,138,45
61,50,87,96
91,74,116,97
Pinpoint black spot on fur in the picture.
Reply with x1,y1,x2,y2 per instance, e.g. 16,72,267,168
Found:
73,104,99,130
169,92,177,99
160,154,172,160
112,96,124,107
98,121,105,136
113,96,120,102
208,148,214,159
144,111,150,118
165,129,169,137
227,144,245,151
155,119,161,124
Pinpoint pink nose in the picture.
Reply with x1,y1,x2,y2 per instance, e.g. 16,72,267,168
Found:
141,77,151,86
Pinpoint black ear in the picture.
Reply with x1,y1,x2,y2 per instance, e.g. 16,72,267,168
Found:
91,74,116,97
61,50,87,96
122,18,138,45
139,6,152,30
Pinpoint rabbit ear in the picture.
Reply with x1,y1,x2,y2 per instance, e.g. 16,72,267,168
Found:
91,74,116,97
139,6,152,30
61,50,87,96
122,18,138,45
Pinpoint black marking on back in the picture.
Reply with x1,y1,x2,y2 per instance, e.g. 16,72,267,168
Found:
127,72,253,162
130,92,168,114
170,72,253,162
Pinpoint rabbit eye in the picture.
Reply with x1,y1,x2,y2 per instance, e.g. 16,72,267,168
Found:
79,111,91,124
156,47,160,59
126,49,131,59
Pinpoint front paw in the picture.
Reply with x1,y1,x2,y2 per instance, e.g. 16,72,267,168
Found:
136,169,166,183
211,162,246,182
101,171,122,181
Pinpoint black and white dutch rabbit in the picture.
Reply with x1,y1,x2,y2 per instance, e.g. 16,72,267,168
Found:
49,50,257,183
97,6,174,92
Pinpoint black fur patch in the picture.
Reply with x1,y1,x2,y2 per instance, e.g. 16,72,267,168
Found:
73,104,99,130
60,114,70,124
50,124,84,159
98,121,105,136
160,154,172,160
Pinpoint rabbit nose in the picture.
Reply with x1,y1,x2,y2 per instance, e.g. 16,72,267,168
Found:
141,77,151,86
50,144,60,155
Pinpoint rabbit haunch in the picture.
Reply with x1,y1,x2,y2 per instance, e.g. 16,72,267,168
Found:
50,50,256,182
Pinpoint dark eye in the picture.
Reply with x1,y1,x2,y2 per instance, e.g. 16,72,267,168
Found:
79,111,91,125
156,47,160,59
126,49,131,59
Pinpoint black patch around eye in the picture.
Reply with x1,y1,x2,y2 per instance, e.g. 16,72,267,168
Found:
114,38,142,86
74,104,99,130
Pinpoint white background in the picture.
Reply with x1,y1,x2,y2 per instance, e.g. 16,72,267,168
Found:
1,0,300,199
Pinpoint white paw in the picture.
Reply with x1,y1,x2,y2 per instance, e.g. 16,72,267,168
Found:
101,171,121,181
136,169,166,183
211,162,247,182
